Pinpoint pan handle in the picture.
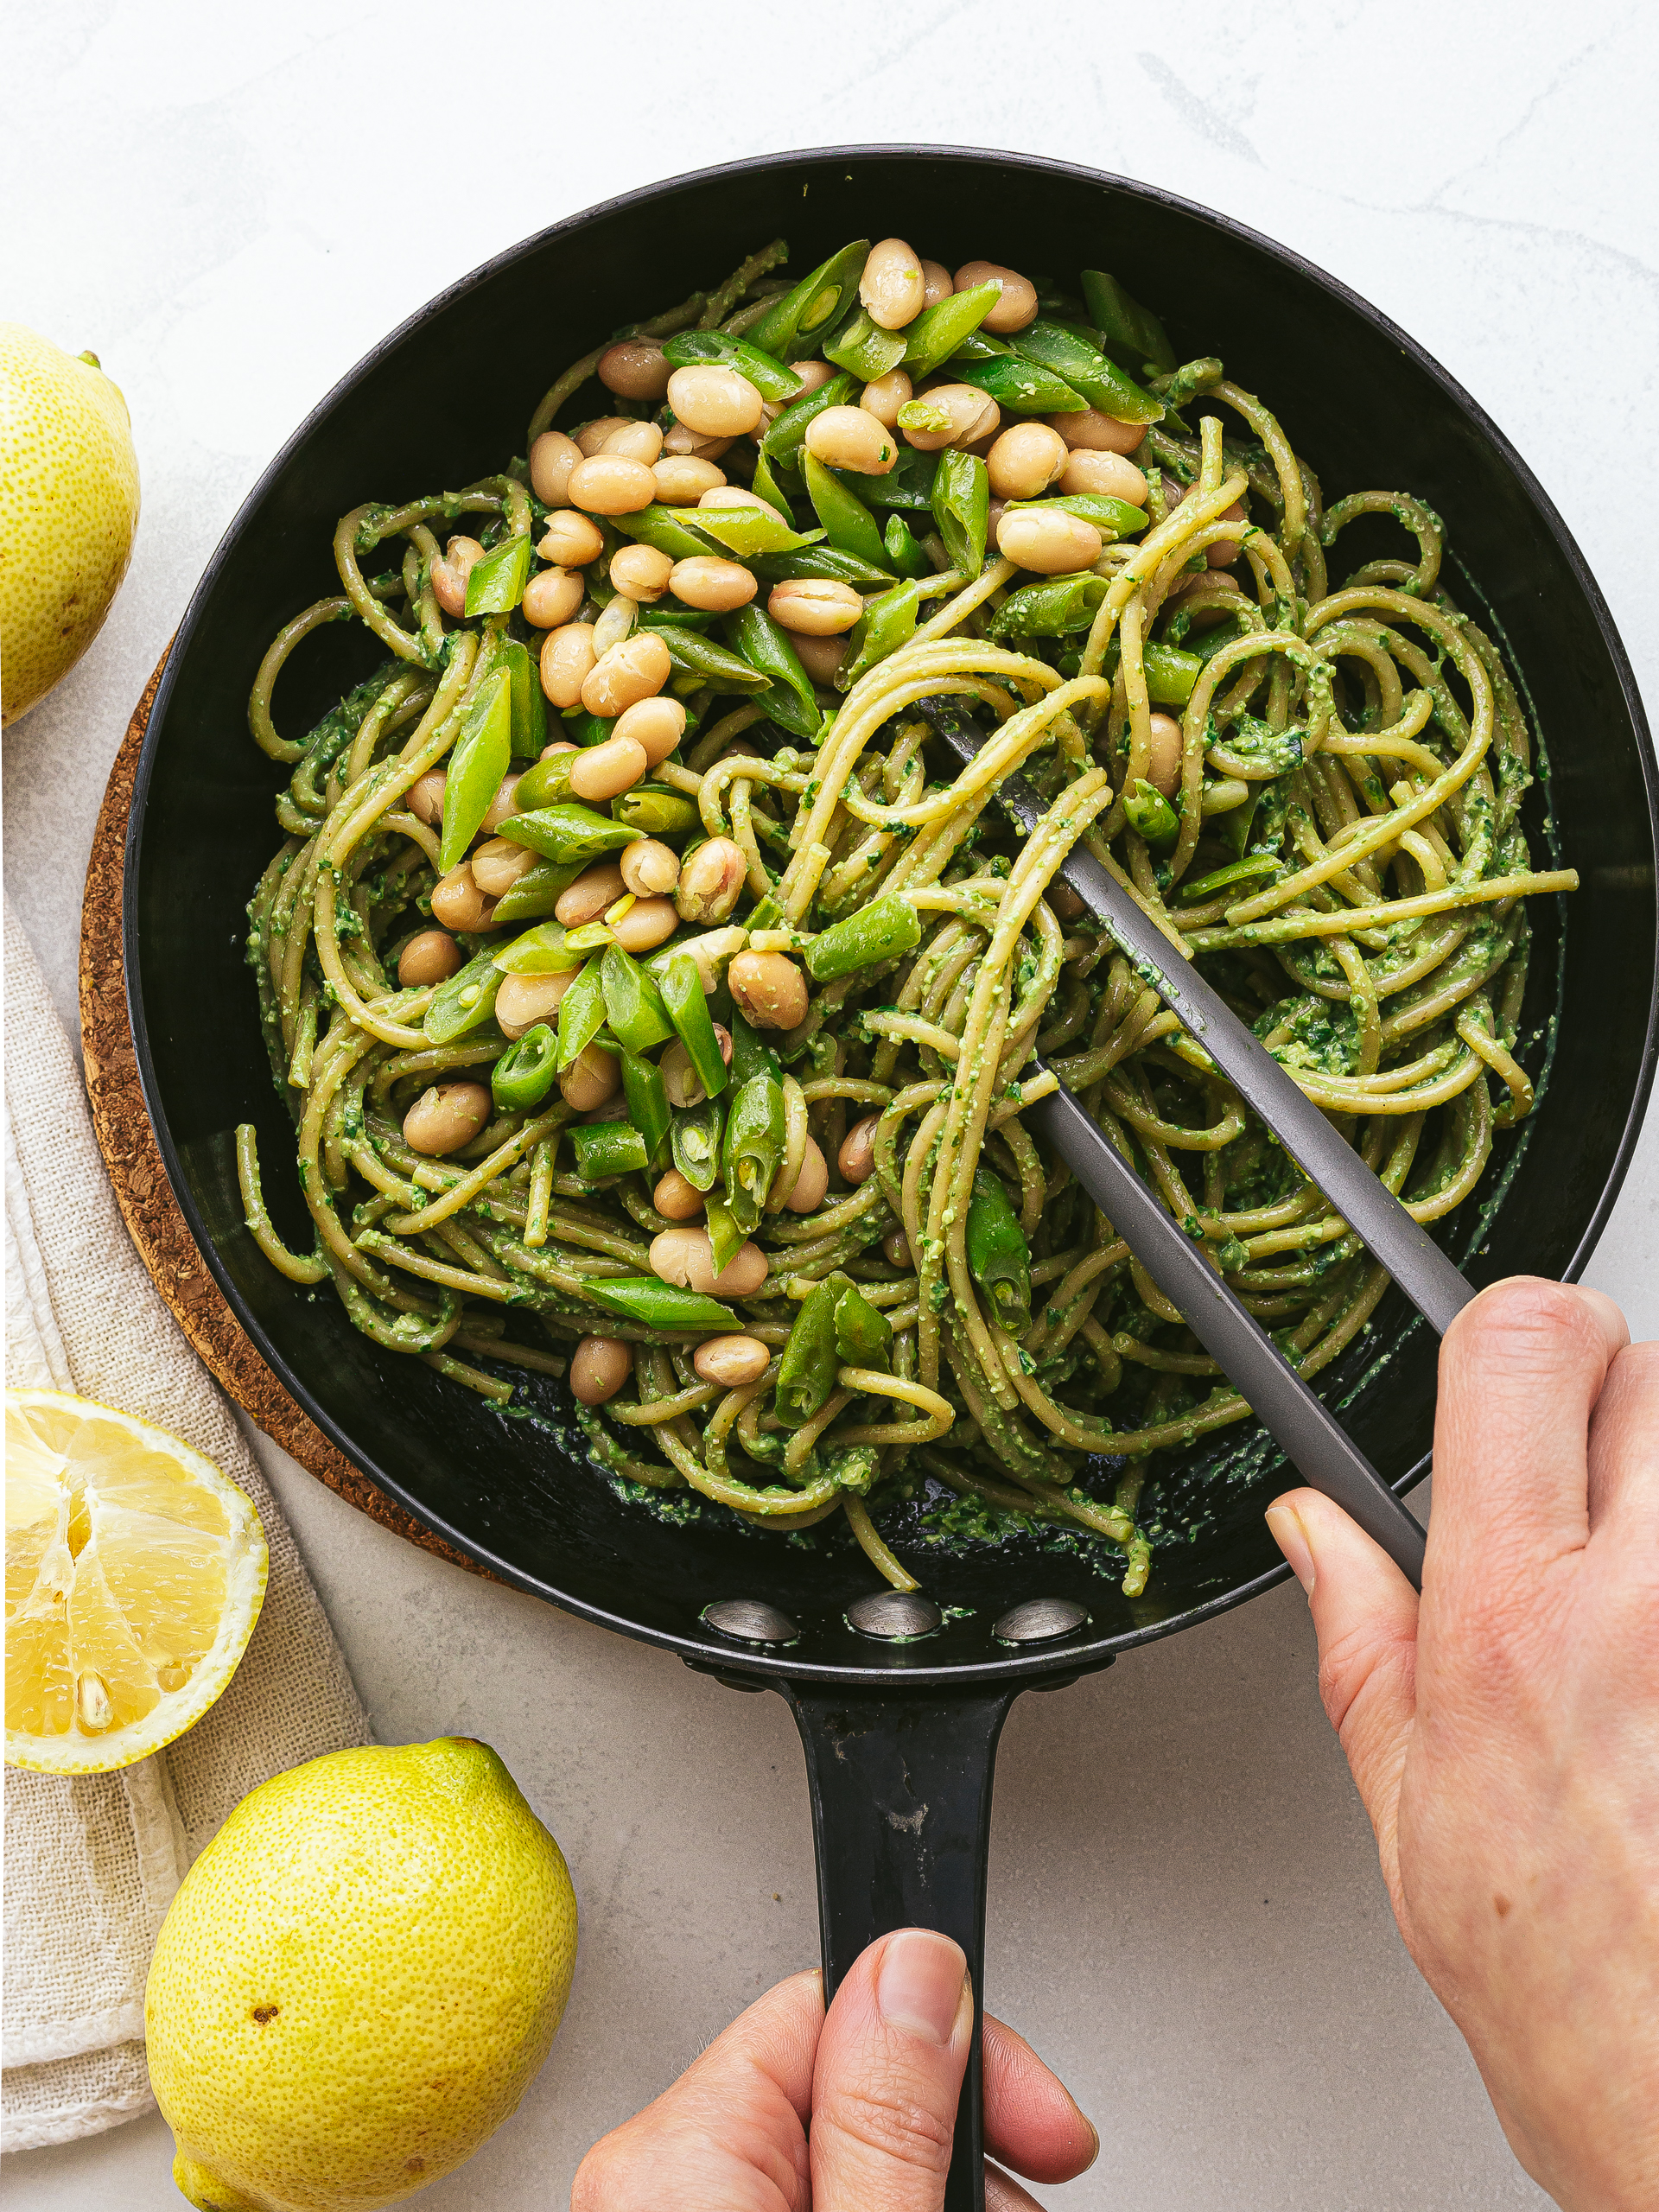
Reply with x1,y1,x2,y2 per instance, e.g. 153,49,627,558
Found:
779,1684,1020,2212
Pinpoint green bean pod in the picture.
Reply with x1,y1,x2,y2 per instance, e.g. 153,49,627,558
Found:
721,1073,786,1233
952,354,1084,415
1176,854,1282,903
774,1274,844,1428
496,803,644,864
833,1281,893,1370
724,605,821,741
688,505,824,558
837,579,925,693
931,450,989,579
659,954,730,1096
949,328,1013,364
492,1024,561,1112
823,308,908,382
657,627,772,696
495,919,609,974
620,1047,671,1163
901,283,1001,377
1079,270,1177,376
805,893,921,981
801,452,888,571
750,543,894,590
748,243,869,361
1213,788,1262,859
834,446,938,511
567,711,622,744
989,571,1108,640
704,1196,746,1279
556,957,607,1071
601,944,675,1053
423,950,503,1044
489,857,586,923
570,1120,651,1180
882,512,931,578
671,1096,725,1192
613,785,702,836
609,505,723,563
1014,318,1164,423
661,328,801,400
462,534,530,615
583,1276,740,1331
499,637,547,759
511,751,575,811
964,1168,1032,1332
638,608,719,636
750,442,796,518
1141,640,1204,706
1122,779,1179,852
438,670,512,873
728,1012,781,1089
1004,493,1147,540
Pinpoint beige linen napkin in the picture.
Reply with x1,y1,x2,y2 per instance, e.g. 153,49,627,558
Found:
2,897,372,2151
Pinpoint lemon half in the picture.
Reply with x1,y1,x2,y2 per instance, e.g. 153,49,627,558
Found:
5,1389,267,1772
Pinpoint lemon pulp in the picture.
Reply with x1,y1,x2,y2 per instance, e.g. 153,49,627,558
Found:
5,1389,267,1771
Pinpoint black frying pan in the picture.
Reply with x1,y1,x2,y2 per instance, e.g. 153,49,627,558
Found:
123,149,1658,2208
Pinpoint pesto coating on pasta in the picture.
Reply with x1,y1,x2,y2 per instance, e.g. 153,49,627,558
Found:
237,236,1574,1599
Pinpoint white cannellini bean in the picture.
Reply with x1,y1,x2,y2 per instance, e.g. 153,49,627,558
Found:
529,431,582,505
860,238,926,330
692,1335,771,1386
986,422,1068,501
953,259,1038,334
1059,449,1148,505
995,506,1103,575
1146,712,1184,798
665,365,766,438
648,1226,768,1297
803,406,897,474
591,594,639,654
859,368,912,429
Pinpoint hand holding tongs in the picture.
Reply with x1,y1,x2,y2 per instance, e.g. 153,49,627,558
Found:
917,696,1466,1589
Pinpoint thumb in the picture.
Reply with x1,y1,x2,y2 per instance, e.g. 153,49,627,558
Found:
810,1928,973,2211
1267,1489,1421,1900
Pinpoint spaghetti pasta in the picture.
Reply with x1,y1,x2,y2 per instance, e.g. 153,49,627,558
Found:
238,235,1572,1599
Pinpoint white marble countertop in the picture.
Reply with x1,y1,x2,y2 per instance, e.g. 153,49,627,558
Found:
5,6,1655,2205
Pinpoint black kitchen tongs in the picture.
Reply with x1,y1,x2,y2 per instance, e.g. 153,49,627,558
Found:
915,695,1455,1587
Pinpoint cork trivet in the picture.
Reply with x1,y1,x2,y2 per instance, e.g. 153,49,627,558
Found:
79,652,495,1582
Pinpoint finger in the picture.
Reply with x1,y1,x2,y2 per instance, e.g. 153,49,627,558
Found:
573,1968,823,2212
981,2012,1097,2182
671,1966,823,2125
1433,1277,1626,1589
1267,1489,1419,1896
985,2158,1047,2210
810,1928,973,2211
1586,1339,1659,1531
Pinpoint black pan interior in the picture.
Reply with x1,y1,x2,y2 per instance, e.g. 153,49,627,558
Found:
127,148,1658,1688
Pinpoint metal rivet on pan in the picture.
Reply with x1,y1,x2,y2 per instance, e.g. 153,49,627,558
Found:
702,1599,799,1645
993,1597,1090,1645
845,1591,943,1642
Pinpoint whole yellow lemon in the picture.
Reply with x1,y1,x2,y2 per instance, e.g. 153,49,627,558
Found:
144,1738,578,2211
0,323,140,725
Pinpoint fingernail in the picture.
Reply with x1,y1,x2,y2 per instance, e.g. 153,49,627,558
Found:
1266,1502,1315,1593
876,1929,969,2045
1080,2113,1101,2169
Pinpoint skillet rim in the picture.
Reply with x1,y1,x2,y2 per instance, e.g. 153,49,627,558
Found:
123,143,1659,1691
